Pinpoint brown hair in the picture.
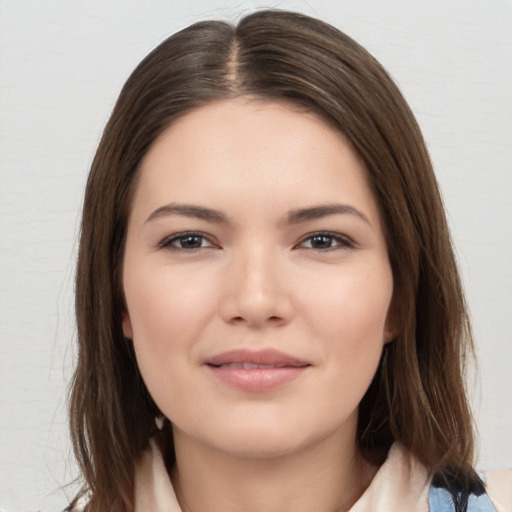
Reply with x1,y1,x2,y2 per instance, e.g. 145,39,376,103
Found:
70,9,477,511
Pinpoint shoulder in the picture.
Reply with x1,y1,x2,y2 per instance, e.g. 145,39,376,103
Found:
428,464,512,512
429,485,496,511
428,467,512,512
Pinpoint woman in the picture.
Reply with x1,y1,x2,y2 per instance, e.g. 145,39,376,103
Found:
67,9,504,512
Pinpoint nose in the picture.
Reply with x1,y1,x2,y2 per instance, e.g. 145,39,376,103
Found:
219,247,293,328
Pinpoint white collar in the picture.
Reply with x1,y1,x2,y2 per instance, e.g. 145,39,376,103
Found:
134,440,430,512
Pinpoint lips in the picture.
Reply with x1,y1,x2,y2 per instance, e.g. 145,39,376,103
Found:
205,348,309,368
205,349,310,392
217,362,289,369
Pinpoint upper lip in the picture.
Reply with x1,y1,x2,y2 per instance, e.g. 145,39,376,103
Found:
205,348,310,367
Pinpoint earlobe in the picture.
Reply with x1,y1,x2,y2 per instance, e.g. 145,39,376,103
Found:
383,296,400,344
383,325,396,344
122,312,134,339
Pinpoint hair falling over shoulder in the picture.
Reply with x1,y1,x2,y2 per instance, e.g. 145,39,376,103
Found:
69,9,479,511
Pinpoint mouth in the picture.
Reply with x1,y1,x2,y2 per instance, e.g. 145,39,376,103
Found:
212,362,295,369
205,348,310,368
204,348,311,392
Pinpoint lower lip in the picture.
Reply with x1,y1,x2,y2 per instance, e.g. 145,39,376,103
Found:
206,365,309,392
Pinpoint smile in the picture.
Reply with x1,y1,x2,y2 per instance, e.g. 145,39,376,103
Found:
205,348,309,367
205,349,311,392
215,362,290,369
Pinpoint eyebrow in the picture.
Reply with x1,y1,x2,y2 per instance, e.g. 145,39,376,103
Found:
146,203,229,224
284,203,371,226
145,202,371,226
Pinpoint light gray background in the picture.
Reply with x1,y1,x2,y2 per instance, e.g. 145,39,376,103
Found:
1,1,511,510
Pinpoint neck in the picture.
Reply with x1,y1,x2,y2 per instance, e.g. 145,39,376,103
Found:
170,427,376,512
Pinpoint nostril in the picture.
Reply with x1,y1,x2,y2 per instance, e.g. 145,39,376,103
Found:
228,314,285,326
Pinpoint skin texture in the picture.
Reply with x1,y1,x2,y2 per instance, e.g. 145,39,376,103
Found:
122,98,395,512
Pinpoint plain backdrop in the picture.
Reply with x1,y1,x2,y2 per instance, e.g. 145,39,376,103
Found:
1,1,511,510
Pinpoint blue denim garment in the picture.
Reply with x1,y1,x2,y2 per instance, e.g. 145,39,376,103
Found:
429,486,496,511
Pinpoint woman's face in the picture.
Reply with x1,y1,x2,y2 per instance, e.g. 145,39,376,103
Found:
122,98,395,459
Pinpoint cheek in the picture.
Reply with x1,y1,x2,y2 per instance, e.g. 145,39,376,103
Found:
303,260,392,334
124,270,214,419
123,264,219,389
125,264,213,338
302,271,392,430
300,261,393,377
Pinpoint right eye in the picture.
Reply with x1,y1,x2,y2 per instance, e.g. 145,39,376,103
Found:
159,232,216,251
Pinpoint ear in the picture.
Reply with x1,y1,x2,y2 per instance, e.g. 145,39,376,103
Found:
383,322,396,344
122,311,134,339
383,294,400,344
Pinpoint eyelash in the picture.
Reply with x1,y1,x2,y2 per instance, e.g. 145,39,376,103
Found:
159,231,217,251
158,231,355,252
296,232,355,251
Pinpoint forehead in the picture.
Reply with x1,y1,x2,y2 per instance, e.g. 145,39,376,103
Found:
132,98,381,226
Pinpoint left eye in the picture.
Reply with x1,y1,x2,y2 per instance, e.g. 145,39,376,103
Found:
298,233,352,250
160,233,214,250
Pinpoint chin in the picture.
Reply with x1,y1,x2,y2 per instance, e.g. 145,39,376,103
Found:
209,430,308,460
186,412,347,461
